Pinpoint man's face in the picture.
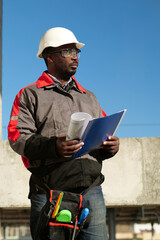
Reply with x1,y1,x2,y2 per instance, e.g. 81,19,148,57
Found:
48,43,79,80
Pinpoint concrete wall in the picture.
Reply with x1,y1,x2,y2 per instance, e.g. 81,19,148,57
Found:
0,137,160,208
102,137,160,207
0,0,2,140
0,140,30,208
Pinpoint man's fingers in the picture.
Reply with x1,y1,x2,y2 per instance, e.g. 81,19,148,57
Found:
103,140,119,146
56,135,84,156
103,136,119,146
101,136,120,154
62,143,84,156
66,139,81,146
65,142,84,152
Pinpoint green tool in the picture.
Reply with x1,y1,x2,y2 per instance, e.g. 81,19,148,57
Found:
56,210,72,223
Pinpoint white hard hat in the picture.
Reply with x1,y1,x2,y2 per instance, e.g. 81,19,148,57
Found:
37,27,85,58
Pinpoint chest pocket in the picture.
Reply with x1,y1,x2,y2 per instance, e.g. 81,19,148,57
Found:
38,100,73,138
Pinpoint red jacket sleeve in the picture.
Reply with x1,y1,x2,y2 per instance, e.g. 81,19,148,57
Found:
101,109,107,117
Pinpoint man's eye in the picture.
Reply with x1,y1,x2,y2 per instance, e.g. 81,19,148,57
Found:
63,50,68,54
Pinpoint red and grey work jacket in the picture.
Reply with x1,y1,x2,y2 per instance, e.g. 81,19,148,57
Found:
8,72,110,190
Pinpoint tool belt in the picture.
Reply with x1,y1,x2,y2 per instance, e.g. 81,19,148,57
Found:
34,174,104,240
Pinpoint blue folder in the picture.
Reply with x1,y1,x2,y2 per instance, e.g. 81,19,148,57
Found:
73,109,126,158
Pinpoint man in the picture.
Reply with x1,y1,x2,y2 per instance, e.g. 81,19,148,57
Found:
8,27,119,240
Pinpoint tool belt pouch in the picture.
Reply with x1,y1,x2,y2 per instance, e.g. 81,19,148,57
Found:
34,174,102,240
35,190,82,240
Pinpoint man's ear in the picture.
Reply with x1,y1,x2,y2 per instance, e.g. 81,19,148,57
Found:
47,54,54,64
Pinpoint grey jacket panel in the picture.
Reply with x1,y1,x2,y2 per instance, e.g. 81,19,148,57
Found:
8,73,107,170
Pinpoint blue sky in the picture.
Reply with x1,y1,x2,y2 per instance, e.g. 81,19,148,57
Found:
2,0,160,139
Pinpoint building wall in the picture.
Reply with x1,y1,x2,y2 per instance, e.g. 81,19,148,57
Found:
0,137,160,208
0,140,30,208
0,0,2,140
102,137,160,207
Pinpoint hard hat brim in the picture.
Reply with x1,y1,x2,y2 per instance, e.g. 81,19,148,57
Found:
37,42,85,58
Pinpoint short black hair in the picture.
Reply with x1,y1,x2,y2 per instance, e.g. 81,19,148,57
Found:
42,47,55,67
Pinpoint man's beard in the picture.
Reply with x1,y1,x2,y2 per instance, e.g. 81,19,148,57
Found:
62,69,77,80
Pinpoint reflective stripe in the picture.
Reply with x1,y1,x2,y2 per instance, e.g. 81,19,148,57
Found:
8,81,36,143
10,116,18,120
21,156,30,169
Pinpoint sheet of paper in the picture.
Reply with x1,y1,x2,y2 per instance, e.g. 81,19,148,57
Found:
67,112,92,140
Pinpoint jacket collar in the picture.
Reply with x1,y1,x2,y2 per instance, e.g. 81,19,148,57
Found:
37,71,87,93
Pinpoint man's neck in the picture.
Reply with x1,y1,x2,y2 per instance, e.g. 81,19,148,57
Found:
47,70,71,87
58,79,69,87
47,72,72,88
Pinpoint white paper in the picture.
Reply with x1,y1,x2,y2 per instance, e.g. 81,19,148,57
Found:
67,112,92,140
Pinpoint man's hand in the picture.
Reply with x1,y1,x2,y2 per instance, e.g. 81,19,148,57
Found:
102,136,119,154
56,135,84,157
